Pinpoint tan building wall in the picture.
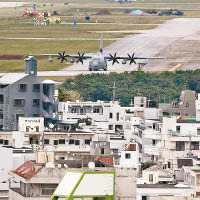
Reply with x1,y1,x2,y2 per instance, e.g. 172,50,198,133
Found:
115,168,136,200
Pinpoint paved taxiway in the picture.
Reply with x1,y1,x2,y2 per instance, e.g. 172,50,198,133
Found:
59,18,200,74
1,18,199,77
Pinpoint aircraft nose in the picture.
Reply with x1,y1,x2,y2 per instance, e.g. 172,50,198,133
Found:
93,62,98,67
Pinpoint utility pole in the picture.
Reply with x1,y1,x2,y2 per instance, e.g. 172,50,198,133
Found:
130,99,134,107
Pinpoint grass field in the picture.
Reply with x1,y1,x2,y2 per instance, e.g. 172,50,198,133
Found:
0,0,200,72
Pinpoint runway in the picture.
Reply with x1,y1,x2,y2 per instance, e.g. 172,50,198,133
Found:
59,18,200,74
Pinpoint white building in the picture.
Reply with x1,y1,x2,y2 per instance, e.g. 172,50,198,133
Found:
144,116,200,170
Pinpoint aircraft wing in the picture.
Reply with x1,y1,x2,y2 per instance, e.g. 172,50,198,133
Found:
104,53,164,65
30,52,92,63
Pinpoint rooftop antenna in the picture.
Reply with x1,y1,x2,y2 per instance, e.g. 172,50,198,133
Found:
100,32,103,54
130,99,134,107
110,81,117,101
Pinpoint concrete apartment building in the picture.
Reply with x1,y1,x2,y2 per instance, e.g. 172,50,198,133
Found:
0,56,56,130
57,100,131,133
159,90,196,117
144,116,200,170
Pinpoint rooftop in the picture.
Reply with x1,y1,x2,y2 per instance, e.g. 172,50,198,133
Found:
0,73,28,85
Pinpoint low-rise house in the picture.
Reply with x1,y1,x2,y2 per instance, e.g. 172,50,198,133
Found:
142,165,174,184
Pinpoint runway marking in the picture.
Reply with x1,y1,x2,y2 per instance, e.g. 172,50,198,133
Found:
168,63,182,72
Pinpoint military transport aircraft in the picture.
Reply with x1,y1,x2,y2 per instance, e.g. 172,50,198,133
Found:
33,34,163,71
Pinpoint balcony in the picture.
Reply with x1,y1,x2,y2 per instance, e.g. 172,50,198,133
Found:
54,144,90,152
144,145,160,156
42,94,50,103
9,188,50,200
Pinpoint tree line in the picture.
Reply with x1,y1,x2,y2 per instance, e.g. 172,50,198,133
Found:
59,70,200,106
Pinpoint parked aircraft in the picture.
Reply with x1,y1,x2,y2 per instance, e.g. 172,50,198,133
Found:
22,4,38,17
33,34,163,71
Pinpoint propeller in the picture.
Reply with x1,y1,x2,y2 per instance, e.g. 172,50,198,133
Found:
76,52,86,64
127,53,136,65
57,51,68,63
108,53,119,65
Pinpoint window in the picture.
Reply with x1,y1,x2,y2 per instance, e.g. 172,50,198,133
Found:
163,112,170,116
101,148,104,154
109,113,113,118
152,139,156,145
0,114,3,119
168,162,171,168
197,128,200,135
176,141,185,151
116,113,119,121
80,108,84,113
71,108,77,113
14,99,25,107
54,140,58,145
19,84,27,92
109,125,113,130
93,108,100,113
125,153,131,159
176,126,181,133
197,174,200,185
4,140,8,145
113,149,118,155
33,114,40,117
149,174,153,182
0,95,3,104
59,139,65,144
69,139,74,144
33,84,40,92
33,99,40,107
191,142,199,150
0,139,3,144
41,188,55,196
75,140,80,145
26,126,29,132
85,139,91,145
36,126,39,132
185,102,189,107
44,139,49,144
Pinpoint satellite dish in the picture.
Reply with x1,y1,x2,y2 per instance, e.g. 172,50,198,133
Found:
49,123,54,129
64,164,68,169
88,162,95,169
45,162,55,169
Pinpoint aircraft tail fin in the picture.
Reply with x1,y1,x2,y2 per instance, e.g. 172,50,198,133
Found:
100,32,103,54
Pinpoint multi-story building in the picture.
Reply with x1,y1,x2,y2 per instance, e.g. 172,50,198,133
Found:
144,116,200,171
0,56,57,130
159,90,196,117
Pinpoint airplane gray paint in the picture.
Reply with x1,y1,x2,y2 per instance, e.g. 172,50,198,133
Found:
32,33,163,71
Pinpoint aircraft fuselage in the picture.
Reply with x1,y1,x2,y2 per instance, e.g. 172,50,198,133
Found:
89,55,107,71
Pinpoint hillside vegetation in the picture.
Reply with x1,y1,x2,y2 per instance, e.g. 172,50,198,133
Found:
60,70,200,106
